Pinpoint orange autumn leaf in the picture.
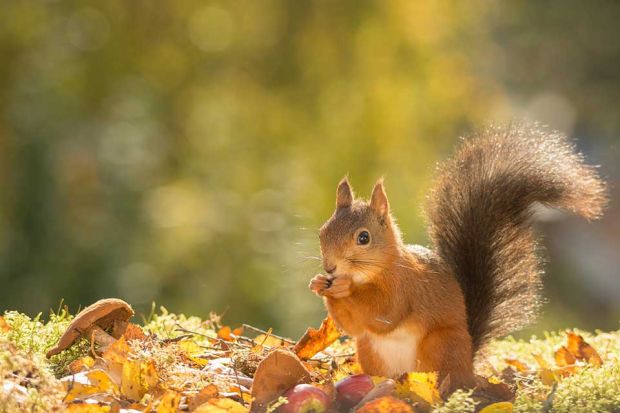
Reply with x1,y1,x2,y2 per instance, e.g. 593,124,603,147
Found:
356,396,414,413
0,316,10,332
123,323,147,340
293,316,340,360
554,346,576,367
189,384,220,411
566,332,603,367
504,359,528,372
233,326,244,336
218,326,233,341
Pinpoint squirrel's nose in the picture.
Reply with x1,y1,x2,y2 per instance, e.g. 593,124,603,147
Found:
324,264,337,274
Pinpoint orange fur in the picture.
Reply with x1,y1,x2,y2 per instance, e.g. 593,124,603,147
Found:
311,179,475,390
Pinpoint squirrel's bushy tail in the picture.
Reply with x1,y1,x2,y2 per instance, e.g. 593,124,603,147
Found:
426,123,607,353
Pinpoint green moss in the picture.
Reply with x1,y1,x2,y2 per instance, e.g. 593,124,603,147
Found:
433,390,477,413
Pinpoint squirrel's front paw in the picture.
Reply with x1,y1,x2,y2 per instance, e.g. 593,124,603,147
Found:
309,274,331,296
325,277,352,299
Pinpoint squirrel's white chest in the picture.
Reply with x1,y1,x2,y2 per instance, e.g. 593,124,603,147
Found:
366,327,421,376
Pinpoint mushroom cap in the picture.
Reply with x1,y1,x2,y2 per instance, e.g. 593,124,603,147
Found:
46,298,134,358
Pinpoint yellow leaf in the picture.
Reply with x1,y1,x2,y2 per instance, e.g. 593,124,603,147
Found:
253,333,289,348
194,398,248,412
63,369,119,403
479,402,513,413
65,404,111,412
178,339,209,366
120,359,159,401
156,390,182,413
68,356,96,374
395,371,441,405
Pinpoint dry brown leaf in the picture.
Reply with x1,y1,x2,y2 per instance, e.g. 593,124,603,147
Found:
189,384,220,411
566,332,603,367
194,398,248,412
122,323,147,341
293,316,340,360
473,375,515,404
356,396,414,413
155,390,182,413
249,349,311,412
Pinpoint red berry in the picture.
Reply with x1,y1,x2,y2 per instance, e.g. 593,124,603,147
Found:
278,384,330,413
335,374,375,410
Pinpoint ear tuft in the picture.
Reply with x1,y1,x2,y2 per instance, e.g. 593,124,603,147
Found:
336,177,354,208
370,178,389,216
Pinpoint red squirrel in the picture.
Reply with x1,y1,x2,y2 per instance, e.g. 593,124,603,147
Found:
309,123,607,390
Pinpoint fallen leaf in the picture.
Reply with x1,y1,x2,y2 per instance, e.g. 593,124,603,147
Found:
123,323,147,341
120,359,159,401
218,326,233,341
249,349,311,412
68,356,96,374
356,396,414,413
155,390,182,413
504,359,528,373
189,384,220,411
554,346,576,367
395,372,441,406
566,332,603,367
253,333,289,349
62,369,119,403
479,401,513,413
293,316,340,360
473,376,515,404
194,398,248,412
0,316,10,332
65,403,111,412
178,339,209,367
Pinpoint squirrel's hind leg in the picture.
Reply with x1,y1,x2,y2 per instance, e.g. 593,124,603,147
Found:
418,327,475,392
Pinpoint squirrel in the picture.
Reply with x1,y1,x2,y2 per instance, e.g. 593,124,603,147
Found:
309,123,607,390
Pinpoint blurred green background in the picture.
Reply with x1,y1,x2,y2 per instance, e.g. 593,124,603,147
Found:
0,1,619,338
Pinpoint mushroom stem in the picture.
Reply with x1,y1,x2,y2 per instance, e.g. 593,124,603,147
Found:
87,325,117,350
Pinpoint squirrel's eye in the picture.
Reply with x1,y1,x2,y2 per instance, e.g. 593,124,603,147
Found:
357,231,370,245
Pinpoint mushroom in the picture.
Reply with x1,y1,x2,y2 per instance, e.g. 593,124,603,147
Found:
46,298,134,358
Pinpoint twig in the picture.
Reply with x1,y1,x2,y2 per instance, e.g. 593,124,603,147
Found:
242,324,295,344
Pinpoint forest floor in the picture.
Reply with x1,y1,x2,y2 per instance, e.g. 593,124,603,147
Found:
1,299,619,413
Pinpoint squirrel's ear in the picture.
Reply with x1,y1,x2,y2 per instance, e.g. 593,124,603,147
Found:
336,177,354,208
370,179,389,216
